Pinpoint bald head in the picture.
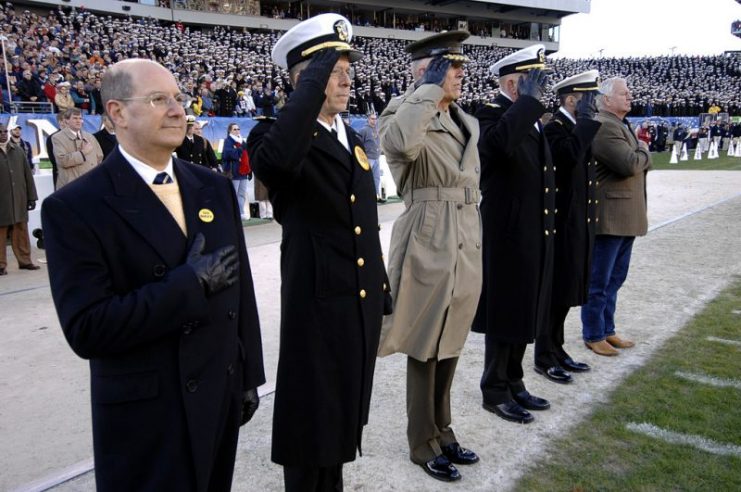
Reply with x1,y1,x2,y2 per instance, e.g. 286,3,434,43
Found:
101,59,175,115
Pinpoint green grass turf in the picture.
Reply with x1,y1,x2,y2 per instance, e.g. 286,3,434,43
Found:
515,277,741,492
650,148,741,170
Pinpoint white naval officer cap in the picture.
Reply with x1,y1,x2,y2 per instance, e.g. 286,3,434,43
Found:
489,44,546,77
271,13,362,70
552,69,601,95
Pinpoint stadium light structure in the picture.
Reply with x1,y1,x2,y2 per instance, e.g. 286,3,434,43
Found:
0,35,12,111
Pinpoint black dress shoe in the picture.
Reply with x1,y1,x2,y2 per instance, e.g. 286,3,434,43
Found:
420,455,461,482
19,263,40,270
534,365,573,384
442,442,480,465
559,357,591,372
513,390,551,411
0,267,6,276
482,400,534,424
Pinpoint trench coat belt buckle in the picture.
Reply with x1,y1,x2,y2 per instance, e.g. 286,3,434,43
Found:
404,186,480,207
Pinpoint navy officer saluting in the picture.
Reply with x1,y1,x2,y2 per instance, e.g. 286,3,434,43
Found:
247,14,392,491
535,70,602,383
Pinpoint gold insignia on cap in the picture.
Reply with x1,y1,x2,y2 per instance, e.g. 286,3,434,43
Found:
354,146,370,171
537,48,545,63
334,20,349,42
198,209,214,223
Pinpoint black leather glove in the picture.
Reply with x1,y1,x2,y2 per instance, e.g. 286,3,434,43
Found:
27,200,36,211
576,91,598,120
240,388,259,426
415,56,451,89
186,233,239,296
517,68,548,100
297,48,342,89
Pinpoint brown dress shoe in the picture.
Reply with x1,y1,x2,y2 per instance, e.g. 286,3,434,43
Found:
606,335,635,349
585,340,619,356
19,263,41,271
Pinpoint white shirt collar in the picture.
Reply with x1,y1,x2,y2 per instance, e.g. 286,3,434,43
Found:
119,145,177,185
317,114,350,152
559,106,577,124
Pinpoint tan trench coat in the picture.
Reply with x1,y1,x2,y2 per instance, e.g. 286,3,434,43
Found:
52,129,104,189
378,84,482,361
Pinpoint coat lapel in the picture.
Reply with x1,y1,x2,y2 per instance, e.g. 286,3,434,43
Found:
453,104,480,171
173,159,212,251
347,126,374,190
313,123,353,171
102,148,188,267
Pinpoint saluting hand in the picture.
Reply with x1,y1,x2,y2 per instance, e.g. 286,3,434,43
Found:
415,55,451,89
576,91,598,120
517,68,548,100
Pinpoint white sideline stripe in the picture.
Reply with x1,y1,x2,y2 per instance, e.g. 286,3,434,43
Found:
626,422,741,457
674,370,741,390
648,191,741,232
11,458,94,492
706,336,741,347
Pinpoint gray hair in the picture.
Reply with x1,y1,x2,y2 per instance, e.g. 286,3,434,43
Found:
597,77,626,110
411,57,431,82
289,59,311,87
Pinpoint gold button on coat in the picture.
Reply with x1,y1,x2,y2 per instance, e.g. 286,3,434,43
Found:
354,226,361,235
357,258,365,267
350,194,356,203
359,289,367,298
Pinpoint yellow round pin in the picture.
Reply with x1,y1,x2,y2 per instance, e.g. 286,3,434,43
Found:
198,209,214,223
354,146,370,171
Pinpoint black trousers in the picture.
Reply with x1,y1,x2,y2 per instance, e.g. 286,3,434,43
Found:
534,303,571,368
283,464,343,492
480,335,527,405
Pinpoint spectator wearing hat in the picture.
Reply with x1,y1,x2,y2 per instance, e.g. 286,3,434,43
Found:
175,115,210,169
191,122,219,170
54,81,75,113
473,44,554,425
535,70,602,384
222,122,252,220
581,77,650,356
377,30,482,483
0,123,40,276
247,13,391,490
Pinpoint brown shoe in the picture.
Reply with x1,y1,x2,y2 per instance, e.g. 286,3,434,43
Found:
19,263,41,271
585,340,619,356
606,335,635,349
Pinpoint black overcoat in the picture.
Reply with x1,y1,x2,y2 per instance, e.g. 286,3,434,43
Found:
247,76,391,467
472,94,555,344
175,134,208,168
544,110,601,307
42,150,265,491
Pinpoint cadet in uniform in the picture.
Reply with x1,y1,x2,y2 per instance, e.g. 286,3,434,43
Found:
175,115,213,169
246,14,391,491
473,45,554,424
378,31,482,483
535,70,602,384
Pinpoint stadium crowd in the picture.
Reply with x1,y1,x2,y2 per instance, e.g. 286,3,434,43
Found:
1,3,740,117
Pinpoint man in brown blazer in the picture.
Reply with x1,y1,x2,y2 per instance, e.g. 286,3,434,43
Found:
581,77,651,356
52,108,104,189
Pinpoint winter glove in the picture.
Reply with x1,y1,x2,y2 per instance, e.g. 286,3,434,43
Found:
27,200,36,211
517,68,548,100
297,48,342,89
186,233,239,296
415,56,451,89
576,91,598,120
240,388,260,425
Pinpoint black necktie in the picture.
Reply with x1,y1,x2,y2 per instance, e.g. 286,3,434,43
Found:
331,128,338,139
153,172,173,185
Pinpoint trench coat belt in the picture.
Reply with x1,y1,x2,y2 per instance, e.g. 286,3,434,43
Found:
403,186,481,207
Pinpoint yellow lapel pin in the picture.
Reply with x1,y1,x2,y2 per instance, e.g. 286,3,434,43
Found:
198,209,214,223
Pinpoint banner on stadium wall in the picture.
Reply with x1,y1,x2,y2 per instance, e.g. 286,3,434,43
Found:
1,114,372,160
3,113,712,160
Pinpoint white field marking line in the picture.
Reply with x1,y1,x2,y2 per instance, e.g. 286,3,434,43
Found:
706,336,741,347
674,370,741,390
647,191,741,232
10,458,94,492
626,422,741,457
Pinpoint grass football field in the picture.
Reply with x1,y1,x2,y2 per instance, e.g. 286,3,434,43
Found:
515,278,741,492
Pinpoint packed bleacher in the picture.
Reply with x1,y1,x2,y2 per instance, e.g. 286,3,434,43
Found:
1,3,739,118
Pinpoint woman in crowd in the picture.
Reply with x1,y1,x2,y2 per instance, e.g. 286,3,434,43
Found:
222,123,252,220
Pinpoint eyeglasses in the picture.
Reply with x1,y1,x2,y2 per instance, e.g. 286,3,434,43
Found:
117,92,192,109
330,67,355,80
231,127,240,131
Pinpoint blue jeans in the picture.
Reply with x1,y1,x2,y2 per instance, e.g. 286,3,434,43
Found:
369,158,381,197
581,235,635,343
232,179,249,218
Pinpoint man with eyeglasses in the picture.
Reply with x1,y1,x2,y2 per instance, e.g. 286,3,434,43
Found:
51,108,104,189
42,59,265,492
247,14,391,491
